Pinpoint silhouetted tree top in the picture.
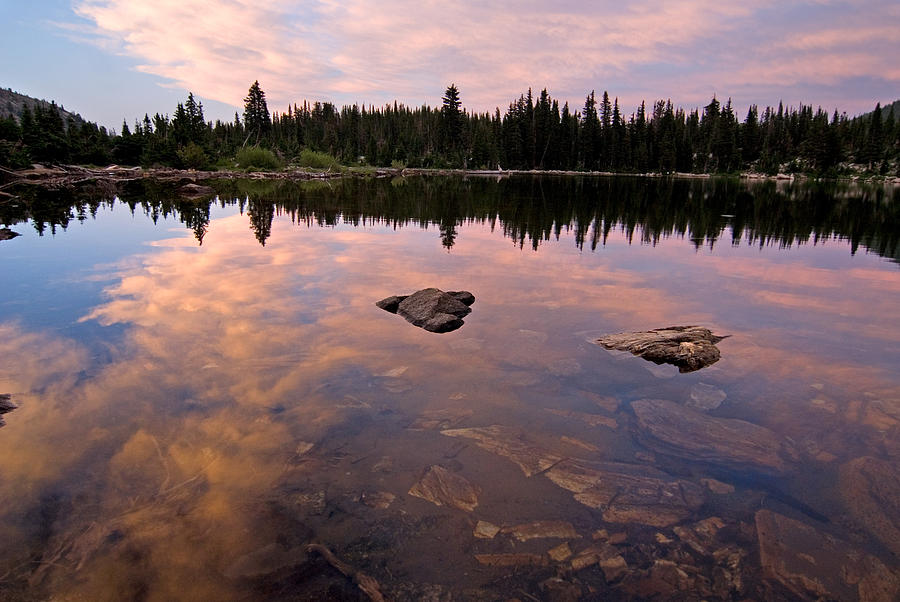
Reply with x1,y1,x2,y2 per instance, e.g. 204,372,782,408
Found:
243,81,271,142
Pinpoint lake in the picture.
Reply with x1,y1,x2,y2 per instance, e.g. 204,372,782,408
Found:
1,175,899,601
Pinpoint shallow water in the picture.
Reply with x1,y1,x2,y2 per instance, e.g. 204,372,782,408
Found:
1,176,899,600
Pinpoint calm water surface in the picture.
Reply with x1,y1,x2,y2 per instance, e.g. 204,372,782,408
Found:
1,176,899,600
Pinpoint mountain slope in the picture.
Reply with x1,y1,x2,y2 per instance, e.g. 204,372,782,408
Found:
0,88,84,125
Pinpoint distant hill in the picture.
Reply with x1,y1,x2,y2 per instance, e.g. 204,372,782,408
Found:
0,88,84,127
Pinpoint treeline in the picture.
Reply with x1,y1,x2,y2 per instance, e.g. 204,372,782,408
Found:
1,82,898,176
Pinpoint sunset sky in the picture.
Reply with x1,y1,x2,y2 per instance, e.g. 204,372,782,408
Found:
1,0,898,129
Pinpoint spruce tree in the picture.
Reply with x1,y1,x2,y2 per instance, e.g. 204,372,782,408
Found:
243,81,271,143
440,84,464,165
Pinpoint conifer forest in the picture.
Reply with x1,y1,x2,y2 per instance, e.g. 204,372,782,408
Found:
1,82,898,177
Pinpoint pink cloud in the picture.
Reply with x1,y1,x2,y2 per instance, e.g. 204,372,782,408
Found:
70,0,899,116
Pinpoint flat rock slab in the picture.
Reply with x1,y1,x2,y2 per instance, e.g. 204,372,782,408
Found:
408,407,473,431
545,459,705,527
443,423,706,527
596,325,727,372
0,228,21,241
501,520,580,542
632,398,786,473
838,456,900,557
441,425,564,477
475,553,546,567
473,520,501,539
376,288,475,333
0,393,16,427
688,383,727,411
756,509,900,602
408,465,479,512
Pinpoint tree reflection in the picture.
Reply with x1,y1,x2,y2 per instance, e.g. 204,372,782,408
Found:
4,176,899,263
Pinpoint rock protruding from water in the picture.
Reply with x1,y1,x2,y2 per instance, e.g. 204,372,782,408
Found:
376,288,475,333
0,228,21,241
632,399,786,474
595,326,727,372
0,394,16,427
178,183,216,199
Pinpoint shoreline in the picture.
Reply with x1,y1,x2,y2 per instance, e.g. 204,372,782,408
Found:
3,164,899,191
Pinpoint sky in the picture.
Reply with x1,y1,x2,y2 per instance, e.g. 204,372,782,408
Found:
1,0,898,130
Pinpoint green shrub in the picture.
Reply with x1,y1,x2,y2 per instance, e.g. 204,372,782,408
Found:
297,148,341,170
176,142,209,170
236,146,282,170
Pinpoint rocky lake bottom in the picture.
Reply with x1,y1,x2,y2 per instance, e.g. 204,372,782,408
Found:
0,175,898,600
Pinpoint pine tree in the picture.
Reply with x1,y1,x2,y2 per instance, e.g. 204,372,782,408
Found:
440,84,464,165
581,91,599,170
863,103,883,170
243,81,271,143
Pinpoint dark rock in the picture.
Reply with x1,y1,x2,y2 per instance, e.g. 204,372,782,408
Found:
376,288,475,333
0,394,16,427
595,325,727,372
446,290,475,306
539,577,582,602
632,398,786,473
0,227,21,241
374,295,407,313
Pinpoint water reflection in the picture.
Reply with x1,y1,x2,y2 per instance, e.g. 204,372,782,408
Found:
4,176,900,262
0,177,899,600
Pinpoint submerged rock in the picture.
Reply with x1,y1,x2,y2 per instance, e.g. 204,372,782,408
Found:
756,509,900,602
408,407,473,431
473,520,501,539
546,407,618,429
475,553,545,567
838,456,900,557
547,542,573,562
595,325,728,372
688,383,727,411
0,228,21,241
545,459,705,527
360,491,395,510
501,520,579,542
632,398,786,473
443,423,705,527
408,465,479,512
376,288,475,333
441,425,564,477
223,543,302,579
0,394,16,427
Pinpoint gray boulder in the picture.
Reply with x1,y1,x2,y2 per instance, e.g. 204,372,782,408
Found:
376,288,475,333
